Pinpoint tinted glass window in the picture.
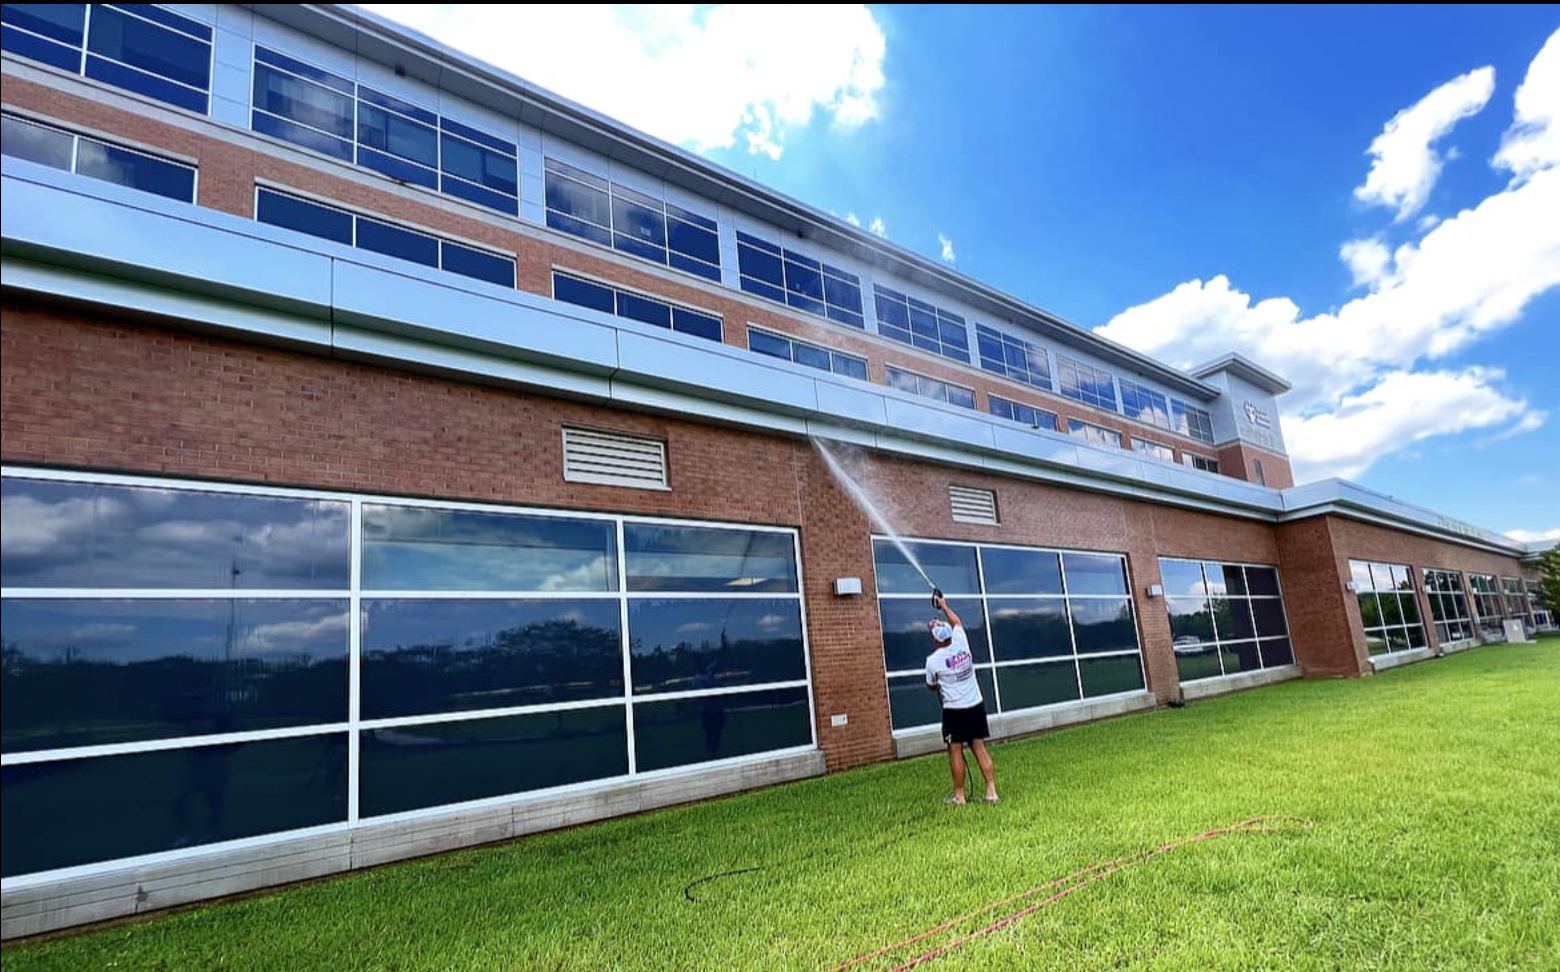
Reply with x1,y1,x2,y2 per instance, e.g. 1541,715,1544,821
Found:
633,686,810,772
1,734,346,877
628,599,804,694
1078,654,1143,697
987,598,1071,660
1061,552,1129,595
1069,598,1136,654
360,599,623,718
872,540,979,595
979,547,1063,595
358,707,626,817
996,660,1080,709
1,478,350,589
878,597,988,670
1,599,348,752
362,505,617,592
624,525,797,593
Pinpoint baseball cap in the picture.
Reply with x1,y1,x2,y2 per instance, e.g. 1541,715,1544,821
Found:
930,621,954,643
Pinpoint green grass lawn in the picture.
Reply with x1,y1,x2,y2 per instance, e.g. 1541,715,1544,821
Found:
7,639,1558,971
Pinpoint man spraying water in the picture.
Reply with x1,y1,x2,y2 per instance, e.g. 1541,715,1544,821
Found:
926,591,998,805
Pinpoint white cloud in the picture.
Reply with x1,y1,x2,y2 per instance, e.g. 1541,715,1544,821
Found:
361,4,886,160
1340,237,1393,288
938,232,956,262
869,217,888,238
1504,527,1560,543
1495,30,1560,183
845,213,862,227
1355,66,1495,220
1284,368,1535,480
1100,39,1560,484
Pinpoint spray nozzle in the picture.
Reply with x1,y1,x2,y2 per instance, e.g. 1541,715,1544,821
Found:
931,587,944,610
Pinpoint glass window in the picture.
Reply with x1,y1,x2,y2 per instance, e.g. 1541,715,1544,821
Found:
442,241,515,287
633,686,811,771
628,598,805,694
1057,356,1118,412
873,540,980,595
1,112,74,168
1,477,350,589
1069,598,1137,654
76,5,212,113
1172,400,1215,444
1159,560,1208,598
1184,453,1220,474
358,707,627,818
1132,438,1175,463
988,395,1058,431
552,273,722,344
2,113,196,202
256,189,353,244
624,524,798,593
987,598,1071,661
1068,419,1124,449
745,328,867,381
975,324,1050,390
878,597,989,670
253,53,353,142
884,367,975,410
1,734,346,878
359,599,623,718
873,287,970,362
876,540,1141,728
1350,559,1429,654
1119,379,1171,430
544,159,718,274
553,272,616,314
1078,653,1144,697
980,547,1063,595
996,660,1079,710
736,232,858,321
1062,552,1129,595
356,218,439,267
362,505,616,592
1,599,348,752
1159,557,1293,680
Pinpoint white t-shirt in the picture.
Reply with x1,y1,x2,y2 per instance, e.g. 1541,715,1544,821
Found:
925,625,983,710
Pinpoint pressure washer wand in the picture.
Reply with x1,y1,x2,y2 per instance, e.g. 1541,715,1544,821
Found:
931,586,944,611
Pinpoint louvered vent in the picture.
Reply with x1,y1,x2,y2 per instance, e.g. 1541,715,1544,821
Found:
563,428,668,490
949,485,998,525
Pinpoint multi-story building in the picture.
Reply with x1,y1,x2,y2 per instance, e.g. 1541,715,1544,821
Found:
1,3,1548,937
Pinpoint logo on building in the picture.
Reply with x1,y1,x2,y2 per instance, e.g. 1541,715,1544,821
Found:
1242,401,1271,429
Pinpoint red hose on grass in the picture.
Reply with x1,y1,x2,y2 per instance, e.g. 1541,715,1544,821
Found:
830,815,1313,972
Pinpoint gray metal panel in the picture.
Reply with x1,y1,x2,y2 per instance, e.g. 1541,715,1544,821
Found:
331,261,620,374
1,257,333,351
610,380,810,435
2,163,334,316
614,330,819,414
814,380,890,428
881,398,998,450
334,325,613,399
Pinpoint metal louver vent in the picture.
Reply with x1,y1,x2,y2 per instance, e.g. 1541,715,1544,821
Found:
949,485,998,525
563,427,668,490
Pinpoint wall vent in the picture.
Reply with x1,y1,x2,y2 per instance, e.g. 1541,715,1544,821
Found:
949,485,998,525
563,427,668,490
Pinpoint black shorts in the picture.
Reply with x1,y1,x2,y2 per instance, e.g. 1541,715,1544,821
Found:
941,703,989,745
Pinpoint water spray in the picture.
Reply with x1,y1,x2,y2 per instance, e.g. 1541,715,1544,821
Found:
811,437,940,597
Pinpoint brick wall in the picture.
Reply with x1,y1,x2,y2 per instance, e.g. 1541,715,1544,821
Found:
1216,441,1295,489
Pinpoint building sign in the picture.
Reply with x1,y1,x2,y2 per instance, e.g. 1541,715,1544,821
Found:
1242,401,1271,429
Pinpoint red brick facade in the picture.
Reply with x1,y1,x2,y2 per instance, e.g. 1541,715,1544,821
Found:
3,298,1527,772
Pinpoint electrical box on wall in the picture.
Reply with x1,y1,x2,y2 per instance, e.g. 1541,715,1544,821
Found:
834,577,863,596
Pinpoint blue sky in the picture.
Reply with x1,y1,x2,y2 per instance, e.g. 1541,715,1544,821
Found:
365,5,1558,541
